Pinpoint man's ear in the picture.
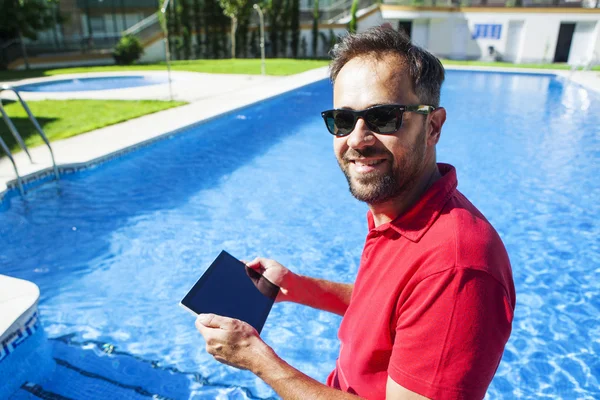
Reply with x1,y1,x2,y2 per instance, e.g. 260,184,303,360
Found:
427,107,446,146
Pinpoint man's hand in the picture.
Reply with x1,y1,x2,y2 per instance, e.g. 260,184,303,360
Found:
194,314,425,399
195,314,271,370
195,313,363,399
245,257,296,303
245,257,353,316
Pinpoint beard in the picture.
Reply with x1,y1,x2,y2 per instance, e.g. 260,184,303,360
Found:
338,128,426,205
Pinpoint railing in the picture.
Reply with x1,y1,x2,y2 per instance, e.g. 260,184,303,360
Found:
0,85,60,195
0,135,24,196
381,0,593,7
123,13,162,44
326,0,377,22
1,36,120,68
297,0,379,21
25,36,121,55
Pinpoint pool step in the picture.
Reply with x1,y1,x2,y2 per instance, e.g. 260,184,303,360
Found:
9,334,275,400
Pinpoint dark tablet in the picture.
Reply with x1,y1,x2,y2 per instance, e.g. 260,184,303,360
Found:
180,250,279,334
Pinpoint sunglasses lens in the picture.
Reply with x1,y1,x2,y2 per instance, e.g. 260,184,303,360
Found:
365,106,400,133
331,111,355,136
324,115,337,135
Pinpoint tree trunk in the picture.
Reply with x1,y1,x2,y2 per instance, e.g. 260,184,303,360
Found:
193,0,202,58
17,29,30,70
181,0,192,59
290,0,299,58
172,0,182,60
312,0,319,58
230,16,237,59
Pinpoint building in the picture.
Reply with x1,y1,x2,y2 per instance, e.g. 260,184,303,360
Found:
2,0,599,69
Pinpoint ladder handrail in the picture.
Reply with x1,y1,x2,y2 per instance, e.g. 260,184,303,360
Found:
0,134,24,196
0,85,60,182
0,100,32,162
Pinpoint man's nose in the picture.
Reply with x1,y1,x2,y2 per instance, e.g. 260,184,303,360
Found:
346,118,376,149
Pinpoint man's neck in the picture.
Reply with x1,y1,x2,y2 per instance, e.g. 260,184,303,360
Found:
369,163,442,228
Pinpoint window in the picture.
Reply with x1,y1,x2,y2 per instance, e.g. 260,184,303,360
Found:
90,16,106,34
472,24,502,40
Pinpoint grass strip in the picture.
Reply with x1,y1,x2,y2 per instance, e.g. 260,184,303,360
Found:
0,99,186,152
0,59,330,82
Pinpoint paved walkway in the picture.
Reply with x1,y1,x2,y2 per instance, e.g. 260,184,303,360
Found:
1,71,278,102
0,67,330,195
1,65,599,197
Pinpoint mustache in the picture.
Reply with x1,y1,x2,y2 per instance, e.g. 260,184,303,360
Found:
342,147,391,162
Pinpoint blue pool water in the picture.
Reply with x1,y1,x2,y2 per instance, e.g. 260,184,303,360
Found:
15,75,169,92
1,71,599,399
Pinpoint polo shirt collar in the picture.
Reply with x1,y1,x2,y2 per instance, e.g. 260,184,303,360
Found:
366,163,458,242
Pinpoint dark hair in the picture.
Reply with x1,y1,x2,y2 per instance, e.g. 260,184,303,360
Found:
329,26,445,107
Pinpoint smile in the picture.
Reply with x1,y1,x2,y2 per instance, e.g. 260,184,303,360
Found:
352,159,385,167
349,159,387,174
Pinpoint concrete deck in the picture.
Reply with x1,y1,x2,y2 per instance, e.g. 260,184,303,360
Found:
1,71,278,102
0,67,330,196
1,65,599,198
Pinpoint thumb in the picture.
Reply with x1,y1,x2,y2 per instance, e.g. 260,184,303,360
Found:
195,313,221,329
245,257,266,273
196,313,237,329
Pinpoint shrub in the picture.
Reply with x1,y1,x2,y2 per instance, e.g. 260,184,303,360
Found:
112,35,144,65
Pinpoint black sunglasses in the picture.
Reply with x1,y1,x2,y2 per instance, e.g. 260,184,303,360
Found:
321,104,435,137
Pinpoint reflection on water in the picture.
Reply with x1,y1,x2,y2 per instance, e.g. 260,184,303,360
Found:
1,72,599,398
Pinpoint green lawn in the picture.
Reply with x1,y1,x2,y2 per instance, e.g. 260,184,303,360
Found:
441,59,600,71
0,99,186,153
2,58,596,82
0,59,330,82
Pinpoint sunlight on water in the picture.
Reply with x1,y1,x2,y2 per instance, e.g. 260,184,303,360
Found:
1,72,599,399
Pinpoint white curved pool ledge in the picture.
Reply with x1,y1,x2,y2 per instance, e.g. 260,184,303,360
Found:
0,274,39,344
0,275,52,399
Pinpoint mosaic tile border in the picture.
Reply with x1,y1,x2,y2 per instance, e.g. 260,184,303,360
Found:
0,311,40,363
2,69,591,208
0,78,318,206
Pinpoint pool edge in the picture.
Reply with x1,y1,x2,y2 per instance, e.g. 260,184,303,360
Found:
0,69,331,204
2,66,598,206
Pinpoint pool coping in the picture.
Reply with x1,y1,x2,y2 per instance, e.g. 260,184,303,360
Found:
1,65,599,204
0,67,330,203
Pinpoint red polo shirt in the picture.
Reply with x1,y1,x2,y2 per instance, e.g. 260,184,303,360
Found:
326,163,515,400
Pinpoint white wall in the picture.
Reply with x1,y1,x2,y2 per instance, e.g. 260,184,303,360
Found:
381,7,600,64
593,22,600,65
139,37,166,63
516,15,561,63
426,18,454,58
354,7,385,32
504,21,524,63
569,21,598,65
411,19,430,48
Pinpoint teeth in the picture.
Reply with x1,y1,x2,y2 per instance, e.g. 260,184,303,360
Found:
355,160,382,166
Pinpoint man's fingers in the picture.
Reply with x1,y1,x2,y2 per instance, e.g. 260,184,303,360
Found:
245,257,265,272
245,257,262,267
195,313,234,330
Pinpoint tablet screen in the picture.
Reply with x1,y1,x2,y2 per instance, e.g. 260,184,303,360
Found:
180,250,279,334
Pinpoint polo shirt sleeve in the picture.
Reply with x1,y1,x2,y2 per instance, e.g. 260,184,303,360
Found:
387,267,514,400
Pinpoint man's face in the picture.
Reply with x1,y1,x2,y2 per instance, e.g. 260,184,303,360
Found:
333,55,431,205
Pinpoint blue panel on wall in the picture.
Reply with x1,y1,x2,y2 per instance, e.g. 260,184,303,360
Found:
472,24,502,40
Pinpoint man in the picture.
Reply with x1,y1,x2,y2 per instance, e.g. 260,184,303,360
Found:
195,27,516,400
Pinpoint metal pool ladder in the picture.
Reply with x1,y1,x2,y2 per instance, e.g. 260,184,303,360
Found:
0,85,60,195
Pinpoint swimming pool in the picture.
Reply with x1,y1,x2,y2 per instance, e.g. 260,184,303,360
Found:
15,75,170,92
1,70,599,399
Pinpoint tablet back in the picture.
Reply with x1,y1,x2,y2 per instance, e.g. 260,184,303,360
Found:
181,250,279,334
